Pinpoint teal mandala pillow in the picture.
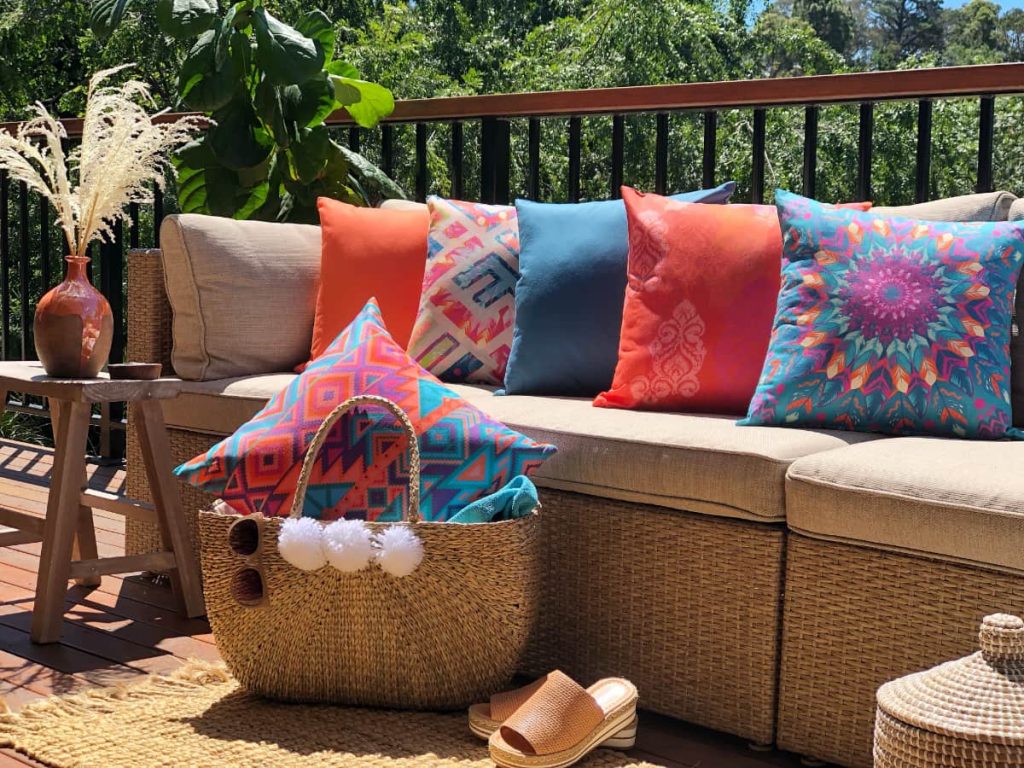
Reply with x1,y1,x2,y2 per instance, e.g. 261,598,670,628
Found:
740,190,1024,439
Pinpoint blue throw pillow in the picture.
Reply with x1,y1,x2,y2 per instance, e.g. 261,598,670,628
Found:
503,182,736,395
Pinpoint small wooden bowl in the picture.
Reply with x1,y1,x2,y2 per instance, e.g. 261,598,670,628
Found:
108,362,162,380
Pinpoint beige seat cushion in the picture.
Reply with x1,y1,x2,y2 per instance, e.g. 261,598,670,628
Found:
160,215,321,381
873,190,1015,222
163,376,877,523
787,438,1024,573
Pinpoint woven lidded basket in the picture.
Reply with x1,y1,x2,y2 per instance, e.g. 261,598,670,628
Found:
198,395,541,710
874,613,1024,767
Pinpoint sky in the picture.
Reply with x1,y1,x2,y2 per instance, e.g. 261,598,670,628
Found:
947,0,1024,7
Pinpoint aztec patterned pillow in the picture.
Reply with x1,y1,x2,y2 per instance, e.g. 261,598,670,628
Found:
175,300,556,521
406,198,520,385
741,190,1024,439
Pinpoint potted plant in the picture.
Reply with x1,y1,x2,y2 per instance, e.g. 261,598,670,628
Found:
0,65,202,378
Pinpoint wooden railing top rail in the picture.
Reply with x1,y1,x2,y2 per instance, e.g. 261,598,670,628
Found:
3,62,1024,137
329,62,1024,123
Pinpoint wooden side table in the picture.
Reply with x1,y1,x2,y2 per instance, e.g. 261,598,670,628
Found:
0,361,204,643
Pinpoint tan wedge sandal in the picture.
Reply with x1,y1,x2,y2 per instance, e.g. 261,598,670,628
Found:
487,671,639,768
468,672,636,749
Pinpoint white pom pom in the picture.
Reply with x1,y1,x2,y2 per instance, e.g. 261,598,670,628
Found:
374,526,424,578
322,519,374,573
277,517,327,571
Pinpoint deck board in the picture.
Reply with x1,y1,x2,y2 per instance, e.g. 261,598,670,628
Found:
0,438,815,768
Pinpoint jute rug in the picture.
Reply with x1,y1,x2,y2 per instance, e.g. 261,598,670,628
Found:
0,662,663,768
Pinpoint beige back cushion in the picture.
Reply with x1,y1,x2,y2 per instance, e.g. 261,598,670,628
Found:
160,214,321,381
379,198,428,212
877,191,1022,426
873,190,1016,222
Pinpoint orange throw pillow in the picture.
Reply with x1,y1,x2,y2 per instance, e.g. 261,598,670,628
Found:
309,198,428,362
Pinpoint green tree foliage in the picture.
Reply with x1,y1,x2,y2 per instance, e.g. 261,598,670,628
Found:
869,0,944,67
794,0,856,55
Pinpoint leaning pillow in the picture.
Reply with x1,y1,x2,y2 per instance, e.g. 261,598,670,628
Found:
595,191,783,413
406,198,519,384
176,299,556,521
503,182,736,396
740,190,1024,439
308,199,428,363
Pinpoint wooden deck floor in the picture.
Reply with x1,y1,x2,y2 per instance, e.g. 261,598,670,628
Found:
0,439,812,768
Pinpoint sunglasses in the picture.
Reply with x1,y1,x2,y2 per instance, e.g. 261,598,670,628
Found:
227,516,268,608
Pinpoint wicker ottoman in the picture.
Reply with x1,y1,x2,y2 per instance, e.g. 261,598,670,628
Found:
874,613,1024,767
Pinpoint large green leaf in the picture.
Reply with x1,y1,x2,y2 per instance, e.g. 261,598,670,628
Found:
295,10,335,63
90,0,134,41
252,8,324,85
330,76,394,128
337,143,406,200
282,72,336,127
288,126,330,184
178,29,236,112
210,96,273,170
155,0,218,40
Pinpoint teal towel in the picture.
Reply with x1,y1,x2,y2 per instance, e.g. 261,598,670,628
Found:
448,476,539,524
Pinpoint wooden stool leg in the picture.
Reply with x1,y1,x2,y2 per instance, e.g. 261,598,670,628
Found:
32,400,91,644
133,400,205,618
49,399,100,587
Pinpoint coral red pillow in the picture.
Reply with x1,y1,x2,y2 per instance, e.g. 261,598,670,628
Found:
596,192,873,413
595,191,783,413
308,199,428,362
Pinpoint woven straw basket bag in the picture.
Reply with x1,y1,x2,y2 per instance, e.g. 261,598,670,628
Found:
874,613,1024,767
198,394,541,709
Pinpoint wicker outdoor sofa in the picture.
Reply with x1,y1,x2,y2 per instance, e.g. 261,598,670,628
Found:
123,192,1024,768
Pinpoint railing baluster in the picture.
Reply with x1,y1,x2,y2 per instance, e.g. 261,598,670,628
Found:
702,111,717,189
857,102,873,202
153,185,164,247
0,171,9,360
451,121,464,200
610,115,624,199
916,99,932,203
752,108,766,204
568,116,581,203
803,106,818,199
527,118,541,200
495,120,511,205
39,195,50,293
655,113,669,195
480,117,496,204
100,219,125,458
415,123,428,202
17,182,29,360
128,201,140,249
348,126,360,153
977,95,995,194
381,124,394,181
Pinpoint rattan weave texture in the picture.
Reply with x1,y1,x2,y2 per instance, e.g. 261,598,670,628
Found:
779,534,1024,768
521,488,785,745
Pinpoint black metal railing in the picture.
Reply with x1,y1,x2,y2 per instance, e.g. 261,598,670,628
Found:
2,62,1024,458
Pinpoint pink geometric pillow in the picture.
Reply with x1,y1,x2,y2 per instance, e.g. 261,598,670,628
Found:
406,198,520,385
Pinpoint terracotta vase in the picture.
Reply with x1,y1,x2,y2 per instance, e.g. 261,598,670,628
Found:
33,256,113,378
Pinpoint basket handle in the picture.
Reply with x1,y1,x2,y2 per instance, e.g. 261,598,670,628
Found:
289,395,421,523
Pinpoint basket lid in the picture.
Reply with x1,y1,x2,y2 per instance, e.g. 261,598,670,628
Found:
877,614,1024,745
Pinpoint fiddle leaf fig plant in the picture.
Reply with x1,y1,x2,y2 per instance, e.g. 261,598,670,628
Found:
91,0,405,222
